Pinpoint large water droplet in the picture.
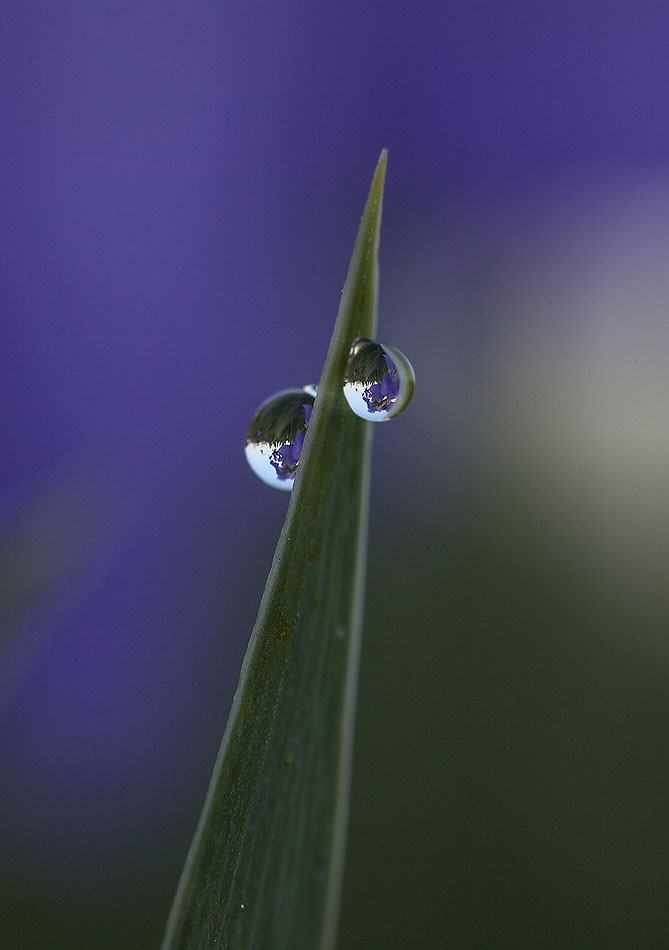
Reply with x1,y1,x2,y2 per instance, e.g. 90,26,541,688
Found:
245,387,316,491
343,339,415,421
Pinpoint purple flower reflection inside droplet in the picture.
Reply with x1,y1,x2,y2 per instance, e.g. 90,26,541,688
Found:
362,354,399,413
268,403,312,480
269,430,302,479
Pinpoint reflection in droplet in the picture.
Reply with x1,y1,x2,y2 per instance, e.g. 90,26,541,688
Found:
343,339,415,421
245,387,316,491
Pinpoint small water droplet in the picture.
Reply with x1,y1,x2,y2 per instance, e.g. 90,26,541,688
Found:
245,387,316,491
343,339,414,421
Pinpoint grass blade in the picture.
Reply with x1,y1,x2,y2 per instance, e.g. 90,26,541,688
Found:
162,150,388,950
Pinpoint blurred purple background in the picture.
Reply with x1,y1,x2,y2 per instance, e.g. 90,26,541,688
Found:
3,2,669,947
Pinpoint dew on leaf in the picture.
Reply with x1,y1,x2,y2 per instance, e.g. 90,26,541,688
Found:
343,338,414,421
245,387,316,491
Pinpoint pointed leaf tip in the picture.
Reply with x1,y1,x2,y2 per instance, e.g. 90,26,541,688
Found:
161,154,388,950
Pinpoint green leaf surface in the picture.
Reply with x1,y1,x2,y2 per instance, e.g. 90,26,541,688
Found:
162,150,388,950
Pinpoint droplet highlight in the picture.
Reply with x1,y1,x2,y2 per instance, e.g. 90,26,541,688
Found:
343,339,415,421
245,387,316,491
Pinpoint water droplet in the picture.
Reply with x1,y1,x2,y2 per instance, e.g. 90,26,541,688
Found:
343,339,414,421
245,387,316,491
